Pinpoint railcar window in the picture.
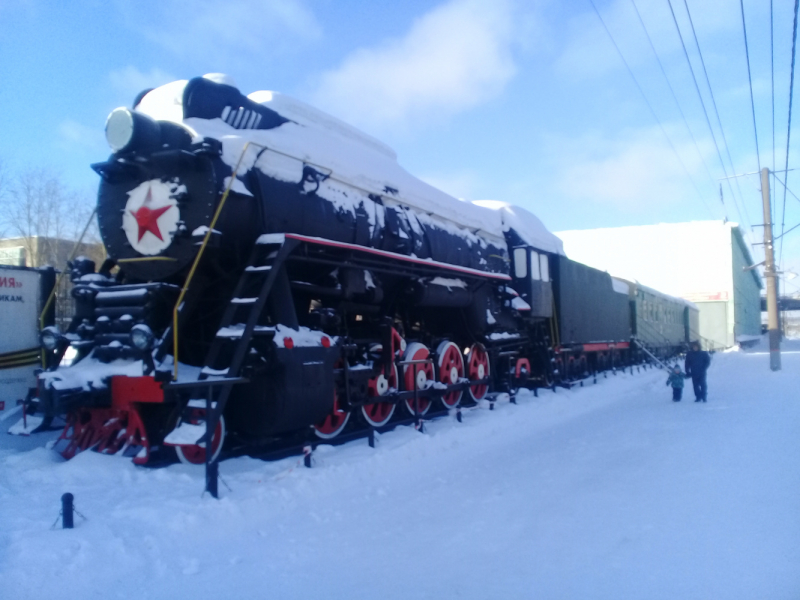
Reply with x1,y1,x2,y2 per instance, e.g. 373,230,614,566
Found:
539,254,549,282
513,248,527,278
530,250,541,280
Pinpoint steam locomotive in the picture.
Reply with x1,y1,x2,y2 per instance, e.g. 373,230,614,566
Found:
29,74,697,470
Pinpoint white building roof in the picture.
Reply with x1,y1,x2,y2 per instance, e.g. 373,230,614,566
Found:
555,221,759,301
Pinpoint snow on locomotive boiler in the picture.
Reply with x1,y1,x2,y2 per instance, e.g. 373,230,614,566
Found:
28,74,696,467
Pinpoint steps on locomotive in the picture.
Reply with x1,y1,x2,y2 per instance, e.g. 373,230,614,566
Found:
200,237,290,377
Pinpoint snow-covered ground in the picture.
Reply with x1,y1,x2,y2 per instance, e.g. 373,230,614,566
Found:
2,339,799,599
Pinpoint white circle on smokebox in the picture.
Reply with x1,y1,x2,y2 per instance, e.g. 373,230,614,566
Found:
122,179,182,256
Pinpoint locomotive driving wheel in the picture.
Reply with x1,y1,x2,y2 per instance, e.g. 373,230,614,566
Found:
436,341,465,408
314,389,351,439
403,342,434,416
466,343,490,401
314,360,351,439
361,363,398,427
173,408,226,465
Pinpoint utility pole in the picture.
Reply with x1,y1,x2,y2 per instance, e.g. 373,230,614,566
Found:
761,167,781,371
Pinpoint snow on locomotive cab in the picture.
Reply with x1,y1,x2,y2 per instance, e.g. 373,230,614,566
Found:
20,74,689,476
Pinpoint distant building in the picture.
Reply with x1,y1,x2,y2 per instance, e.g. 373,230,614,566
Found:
0,236,105,329
0,236,103,269
556,221,762,349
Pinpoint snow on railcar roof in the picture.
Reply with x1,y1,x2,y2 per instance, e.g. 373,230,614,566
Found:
611,277,698,310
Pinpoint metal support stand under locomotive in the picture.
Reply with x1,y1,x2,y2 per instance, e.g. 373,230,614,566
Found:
25,75,697,495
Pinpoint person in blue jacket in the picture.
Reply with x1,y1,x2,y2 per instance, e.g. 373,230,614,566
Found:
666,365,685,402
684,341,711,402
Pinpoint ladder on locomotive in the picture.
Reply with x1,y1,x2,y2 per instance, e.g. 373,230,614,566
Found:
176,236,297,447
200,236,294,388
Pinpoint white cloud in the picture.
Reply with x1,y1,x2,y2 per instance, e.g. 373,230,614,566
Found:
419,170,481,200
57,120,105,154
109,66,178,106
555,0,741,82
552,126,719,215
312,0,519,133
117,0,321,62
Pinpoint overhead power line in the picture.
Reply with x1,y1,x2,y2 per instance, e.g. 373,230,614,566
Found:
680,0,754,231
588,0,716,218
738,0,761,174
665,0,748,230
629,0,721,209
773,173,800,209
780,0,800,267
771,0,776,226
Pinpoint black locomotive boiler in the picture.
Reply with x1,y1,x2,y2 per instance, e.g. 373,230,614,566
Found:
30,74,695,471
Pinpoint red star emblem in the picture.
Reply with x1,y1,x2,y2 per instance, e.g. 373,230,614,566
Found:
130,189,172,242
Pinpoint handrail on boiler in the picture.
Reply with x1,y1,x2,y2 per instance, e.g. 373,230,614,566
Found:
171,142,264,380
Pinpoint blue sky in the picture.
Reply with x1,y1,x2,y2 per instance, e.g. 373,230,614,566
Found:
2,0,800,291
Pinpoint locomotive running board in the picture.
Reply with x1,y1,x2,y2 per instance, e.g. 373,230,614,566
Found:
267,233,512,281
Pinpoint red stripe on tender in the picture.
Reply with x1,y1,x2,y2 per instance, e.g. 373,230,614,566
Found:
284,233,511,281
580,342,631,352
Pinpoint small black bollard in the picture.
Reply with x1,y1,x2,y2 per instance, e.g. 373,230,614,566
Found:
61,493,74,529
489,401,495,411
534,388,538,397
368,428,376,448
580,381,584,387
303,445,313,468
456,409,462,423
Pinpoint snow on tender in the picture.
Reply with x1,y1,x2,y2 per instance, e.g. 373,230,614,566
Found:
2,339,800,598
472,199,566,256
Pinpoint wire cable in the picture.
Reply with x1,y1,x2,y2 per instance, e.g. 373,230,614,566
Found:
738,0,761,174
666,0,747,229
771,0,776,226
780,0,800,267
588,0,716,217
629,0,722,214
773,173,800,207
680,0,754,231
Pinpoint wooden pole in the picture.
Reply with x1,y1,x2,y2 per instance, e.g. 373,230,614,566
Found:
761,167,781,371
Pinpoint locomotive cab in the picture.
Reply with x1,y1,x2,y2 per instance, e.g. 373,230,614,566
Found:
511,246,553,318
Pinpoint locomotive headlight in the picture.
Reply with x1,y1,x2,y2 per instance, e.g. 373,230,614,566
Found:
106,108,134,152
105,107,160,154
130,324,155,351
40,326,62,351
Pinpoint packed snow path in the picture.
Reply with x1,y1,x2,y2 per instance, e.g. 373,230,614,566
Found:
1,343,799,599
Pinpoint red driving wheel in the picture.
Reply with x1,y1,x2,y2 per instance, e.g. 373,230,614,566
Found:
362,363,398,427
403,342,434,415
466,343,490,401
436,341,465,408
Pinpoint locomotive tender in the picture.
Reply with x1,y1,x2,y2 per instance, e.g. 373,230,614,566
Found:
30,74,696,469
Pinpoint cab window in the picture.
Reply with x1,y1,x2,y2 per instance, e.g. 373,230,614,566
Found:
539,254,549,282
530,250,541,281
513,248,527,278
